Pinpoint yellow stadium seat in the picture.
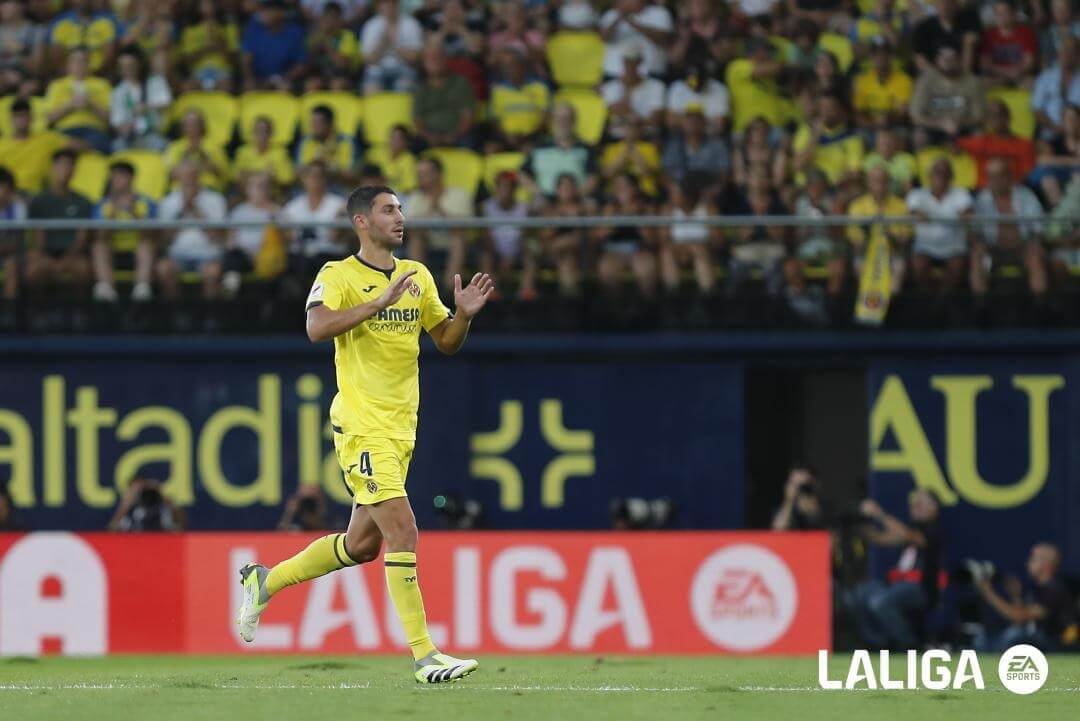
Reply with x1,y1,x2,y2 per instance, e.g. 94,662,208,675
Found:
110,149,167,200
987,87,1036,140
482,152,526,191
819,32,854,73
361,92,414,148
553,89,607,146
240,91,300,146
421,147,482,197
71,151,109,202
917,147,978,190
170,92,238,147
0,95,47,136
546,31,604,88
300,92,363,137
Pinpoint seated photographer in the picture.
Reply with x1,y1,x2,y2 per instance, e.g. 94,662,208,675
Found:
772,464,826,530
108,477,185,532
277,484,330,532
970,542,1077,652
846,489,943,649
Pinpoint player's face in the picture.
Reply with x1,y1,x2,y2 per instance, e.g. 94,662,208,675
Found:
359,193,405,247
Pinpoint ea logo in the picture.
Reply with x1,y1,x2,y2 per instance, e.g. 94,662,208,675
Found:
690,544,797,651
998,644,1048,695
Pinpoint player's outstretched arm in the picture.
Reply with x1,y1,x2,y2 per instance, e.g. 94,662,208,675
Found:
428,272,495,355
306,270,418,342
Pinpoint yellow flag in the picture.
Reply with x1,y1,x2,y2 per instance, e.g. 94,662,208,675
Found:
254,223,287,279
855,228,892,326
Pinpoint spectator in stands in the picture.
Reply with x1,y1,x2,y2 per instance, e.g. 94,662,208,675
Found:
521,102,599,199
0,0,45,95
558,0,598,30
488,0,547,80
1046,174,1080,280
240,0,307,92
660,171,718,296
1041,0,1080,66
360,0,424,93
0,98,73,195
488,46,550,151
225,172,280,297
669,0,722,75
281,161,347,281
121,0,174,61
157,158,228,300
92,160,157,302
540,173,593,297
405,155,473,289
412,40,477,150
1033,104,1080,205
25,149,93,296
0,168,27,301
164,109,229,192
278,483,329,531
725,169,789,295
732,116,787,190
841,165,912,296
980,0,1036,86
1032,38,1080,139
422,0,486,67
849,0,908,51
784,18,823,75
862,126,918,194
377,124,419,194
957,99,1036,189
44,46,112,154
110,45,171,152
793,168,841,270
481,170,537,300
108,476,185,532
301,0,365,26
661,105,728,197
179,0,240,92
810,50,848,103
972,542,1077,652
848,489,944,650
304,1,360,92
593,173,659,297
665,64,731,137
296,105,356,188
601,115,661,199
910,45,987,147
971,157,1048,300
911,0,981,74
907,158,973,293
599,0,674,79
793,90,865,188
234,116,296,191
47,0,120,74
852,37,913,130
772,463,826,530
601,44,666,139
725,39,789,133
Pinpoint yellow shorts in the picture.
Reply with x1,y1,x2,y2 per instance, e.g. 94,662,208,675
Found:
333,432,414,505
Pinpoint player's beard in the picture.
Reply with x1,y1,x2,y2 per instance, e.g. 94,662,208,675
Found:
368,223,404,249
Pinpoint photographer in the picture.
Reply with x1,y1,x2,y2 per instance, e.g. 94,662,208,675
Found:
277,484,330,532
845,488,943,649
772,464,825,530
108,477,185,532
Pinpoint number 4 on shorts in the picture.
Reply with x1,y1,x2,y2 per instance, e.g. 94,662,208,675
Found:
359,451,373,477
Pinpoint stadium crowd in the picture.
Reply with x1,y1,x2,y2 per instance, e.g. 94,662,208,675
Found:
1,0,1080,325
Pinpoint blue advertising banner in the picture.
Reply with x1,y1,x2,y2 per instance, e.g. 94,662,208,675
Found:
867,360,1079,576
0,346,744,531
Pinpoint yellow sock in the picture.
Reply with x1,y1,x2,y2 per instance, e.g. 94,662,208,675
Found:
384,551,437,660
265,533,357,597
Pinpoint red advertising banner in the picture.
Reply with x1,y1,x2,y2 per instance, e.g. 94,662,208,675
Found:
0,532,830,656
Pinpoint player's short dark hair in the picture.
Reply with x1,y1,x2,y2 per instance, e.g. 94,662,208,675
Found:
110,160,135,176
52,148,77,164
347,185,398,218
312,104,335,124
0,167,14,189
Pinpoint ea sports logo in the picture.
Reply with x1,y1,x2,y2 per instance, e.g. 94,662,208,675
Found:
998,644,1048,695
690,544,797,651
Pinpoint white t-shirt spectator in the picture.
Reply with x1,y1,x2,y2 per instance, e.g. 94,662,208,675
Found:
974,186,1044,246
666,79,731,122
229,203,276,259
906,186,972,259
159,188,228,261
405,187,474,251
601,77,666,121
559,0,598,29
281,192,346,257
599,4,674,77
360,13,424,66
482,197,528,259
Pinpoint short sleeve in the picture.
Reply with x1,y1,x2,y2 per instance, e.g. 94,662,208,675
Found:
419,267,451,332
905,189,922,212
306,263,343,311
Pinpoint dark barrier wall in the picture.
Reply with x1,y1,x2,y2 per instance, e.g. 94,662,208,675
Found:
0,337,744,531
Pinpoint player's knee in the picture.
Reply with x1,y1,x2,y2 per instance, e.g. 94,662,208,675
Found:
383,521,418,552
344,536,381,565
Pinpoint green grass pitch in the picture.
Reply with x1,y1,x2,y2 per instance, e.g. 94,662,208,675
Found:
1,654,1078,721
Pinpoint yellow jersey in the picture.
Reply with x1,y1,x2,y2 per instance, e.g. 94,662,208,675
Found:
307,255,451,440
846,193,912,251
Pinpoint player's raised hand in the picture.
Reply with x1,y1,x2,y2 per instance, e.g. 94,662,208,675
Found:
376,269,418,310
454,272,495,318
